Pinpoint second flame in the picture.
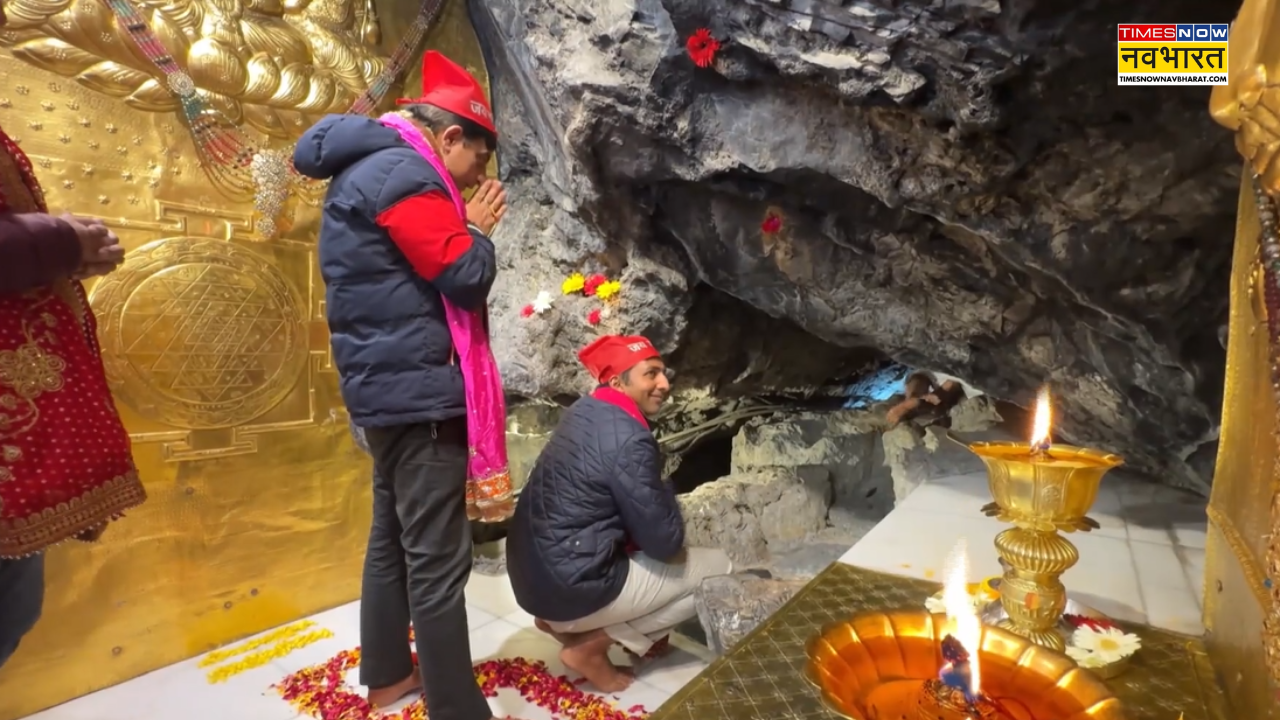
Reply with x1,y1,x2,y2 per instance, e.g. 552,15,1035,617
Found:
1030,385,1052,450
942,539,983,697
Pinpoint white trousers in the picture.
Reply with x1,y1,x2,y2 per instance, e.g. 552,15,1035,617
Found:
546,547,734,655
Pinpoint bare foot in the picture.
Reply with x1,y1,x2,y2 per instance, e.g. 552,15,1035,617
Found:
367,670,422,708
560,632,634,693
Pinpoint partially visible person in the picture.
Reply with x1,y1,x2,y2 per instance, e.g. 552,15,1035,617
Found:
295,51,514,720
0,123,144,671
884,371,967,426
507,335,733,692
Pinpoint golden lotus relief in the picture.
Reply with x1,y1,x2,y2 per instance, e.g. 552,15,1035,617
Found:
0,0,395,140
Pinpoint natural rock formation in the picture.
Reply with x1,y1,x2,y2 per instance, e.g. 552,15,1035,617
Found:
695,573,808,655
676,396,1002,569
470,0,1239,494
679,467,832,565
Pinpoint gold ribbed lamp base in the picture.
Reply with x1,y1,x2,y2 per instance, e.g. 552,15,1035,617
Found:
968,442,1123,650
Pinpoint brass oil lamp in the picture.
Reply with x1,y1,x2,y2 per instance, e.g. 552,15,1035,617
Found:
968,387,1123,651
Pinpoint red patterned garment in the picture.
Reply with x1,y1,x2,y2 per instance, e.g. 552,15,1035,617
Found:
0,124,145,558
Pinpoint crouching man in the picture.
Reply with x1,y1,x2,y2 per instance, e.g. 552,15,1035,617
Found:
507,335,733,691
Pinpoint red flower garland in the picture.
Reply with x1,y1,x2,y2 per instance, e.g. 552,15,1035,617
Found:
274,647,650,720
686,29,720,68
761,213,782,234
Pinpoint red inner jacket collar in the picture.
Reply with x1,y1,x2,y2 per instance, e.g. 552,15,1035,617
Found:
591,386,650,429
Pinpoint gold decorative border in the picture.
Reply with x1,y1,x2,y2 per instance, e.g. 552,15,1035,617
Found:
1206,504,1271,609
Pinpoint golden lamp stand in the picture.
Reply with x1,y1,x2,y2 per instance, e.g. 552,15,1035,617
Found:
967,442,1123,651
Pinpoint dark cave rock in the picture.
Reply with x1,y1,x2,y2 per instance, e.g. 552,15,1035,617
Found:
471,0,1239,494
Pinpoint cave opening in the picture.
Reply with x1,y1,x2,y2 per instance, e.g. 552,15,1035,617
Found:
669,432,735,495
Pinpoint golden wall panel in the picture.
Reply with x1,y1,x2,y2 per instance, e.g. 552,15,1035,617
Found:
1202,171,1280,720
0,0,491,716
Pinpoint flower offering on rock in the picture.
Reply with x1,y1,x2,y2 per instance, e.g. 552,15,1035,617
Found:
562,272,585,294
584,273,607,296
761,212,783,234
596,279,622,300
531,290,554,314
686,28,720,68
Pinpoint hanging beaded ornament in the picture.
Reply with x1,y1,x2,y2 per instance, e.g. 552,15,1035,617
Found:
1248,174,1280,689
96,0,449,238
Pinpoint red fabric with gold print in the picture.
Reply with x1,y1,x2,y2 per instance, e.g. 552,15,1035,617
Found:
0,125,145,558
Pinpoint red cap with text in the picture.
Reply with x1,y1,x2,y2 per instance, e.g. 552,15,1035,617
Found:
397,51,496,135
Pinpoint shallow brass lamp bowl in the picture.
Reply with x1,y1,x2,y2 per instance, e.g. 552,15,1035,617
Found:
805,610,1126,720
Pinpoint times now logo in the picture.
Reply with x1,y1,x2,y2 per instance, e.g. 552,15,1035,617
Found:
1117,23,1229,42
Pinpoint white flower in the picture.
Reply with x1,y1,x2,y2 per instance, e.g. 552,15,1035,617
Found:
1065,646,1107,668
600,306,612,319
531,290,554,314
1071,626,1141,663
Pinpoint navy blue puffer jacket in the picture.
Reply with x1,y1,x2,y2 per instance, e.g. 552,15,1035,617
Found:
294,115,496,427
507,394,686,622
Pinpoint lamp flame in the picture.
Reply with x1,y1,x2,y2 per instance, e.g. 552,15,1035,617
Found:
1030,385,1052,450
942,539,982,696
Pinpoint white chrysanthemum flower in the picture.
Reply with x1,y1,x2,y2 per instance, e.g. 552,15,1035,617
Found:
1071,626,1141,663
600,306,612,319
1065,645,1105,667
531,290,554,314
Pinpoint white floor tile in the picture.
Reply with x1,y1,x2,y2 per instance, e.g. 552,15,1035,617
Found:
465,571,523,618
1131,540,1204,634
24,652,294,720
838,508,1007,583
895,473,990,515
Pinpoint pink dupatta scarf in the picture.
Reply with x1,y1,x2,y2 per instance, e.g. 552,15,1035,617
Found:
379,112,514,522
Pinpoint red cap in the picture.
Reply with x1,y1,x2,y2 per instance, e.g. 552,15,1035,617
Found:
397,51,496,135
578,335,661,384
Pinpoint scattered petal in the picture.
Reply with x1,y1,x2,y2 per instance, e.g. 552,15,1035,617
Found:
520,304,535,318
274,636,651,720
587,308,603,325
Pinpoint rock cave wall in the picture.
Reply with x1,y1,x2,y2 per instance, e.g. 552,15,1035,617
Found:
471,0,1240,494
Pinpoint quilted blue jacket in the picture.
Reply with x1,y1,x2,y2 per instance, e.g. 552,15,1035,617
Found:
506,395,685,622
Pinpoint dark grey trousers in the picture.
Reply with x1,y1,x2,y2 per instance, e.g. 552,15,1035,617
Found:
361,419,490,720
0,553,44,671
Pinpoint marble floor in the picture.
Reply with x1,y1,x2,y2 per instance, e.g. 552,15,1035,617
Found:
16,471,1208,719
16,570,714,720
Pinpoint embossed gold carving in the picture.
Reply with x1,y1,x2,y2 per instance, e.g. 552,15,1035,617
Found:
89,237,308,429
0,0,396,139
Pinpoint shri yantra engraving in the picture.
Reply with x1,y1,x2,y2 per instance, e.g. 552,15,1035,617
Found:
88,237,308,429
